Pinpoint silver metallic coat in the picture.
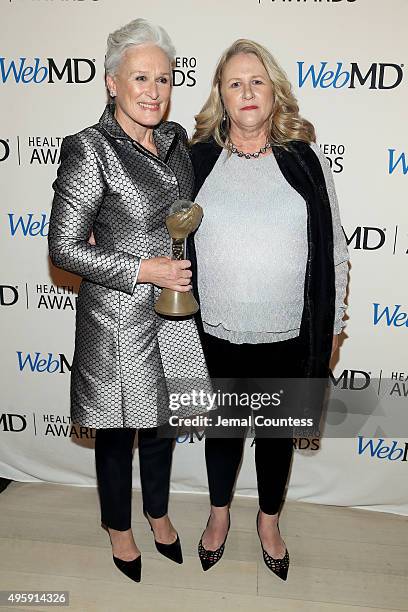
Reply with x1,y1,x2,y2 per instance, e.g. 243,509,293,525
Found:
49,104,209,428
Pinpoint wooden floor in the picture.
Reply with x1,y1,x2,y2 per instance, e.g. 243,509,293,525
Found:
0,482,407,612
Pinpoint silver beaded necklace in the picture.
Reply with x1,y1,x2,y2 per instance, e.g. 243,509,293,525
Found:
227,139,272,159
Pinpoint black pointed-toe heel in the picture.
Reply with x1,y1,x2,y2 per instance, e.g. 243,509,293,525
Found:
197,510,231,572
112,554,142,582
101,523,142,583
143,510,183,564
112,555,142,582
154,533,183,564
256,510,290,581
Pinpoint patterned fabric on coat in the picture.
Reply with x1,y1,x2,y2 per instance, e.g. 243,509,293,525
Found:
49,104,211,428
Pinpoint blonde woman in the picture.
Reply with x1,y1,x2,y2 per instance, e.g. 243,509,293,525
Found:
188,40,349,579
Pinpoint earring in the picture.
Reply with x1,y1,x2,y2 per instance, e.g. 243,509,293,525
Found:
110,91,116,97
221,107,229,138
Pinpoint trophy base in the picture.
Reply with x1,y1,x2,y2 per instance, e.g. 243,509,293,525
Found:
154,288,199,317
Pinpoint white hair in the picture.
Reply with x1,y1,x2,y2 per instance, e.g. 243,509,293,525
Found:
105,18,176,77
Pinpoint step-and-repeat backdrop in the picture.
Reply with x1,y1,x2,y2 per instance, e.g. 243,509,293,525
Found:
1,0,407,515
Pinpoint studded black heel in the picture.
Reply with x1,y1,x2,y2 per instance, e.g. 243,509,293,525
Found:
198,510,231,571
256,510,290,581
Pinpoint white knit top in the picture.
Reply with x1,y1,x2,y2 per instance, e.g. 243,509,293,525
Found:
194,142,349,344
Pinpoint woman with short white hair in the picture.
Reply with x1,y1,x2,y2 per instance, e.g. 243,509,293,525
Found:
49,18,209,583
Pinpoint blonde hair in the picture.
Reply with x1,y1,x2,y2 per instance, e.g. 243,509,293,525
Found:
191,39,315,147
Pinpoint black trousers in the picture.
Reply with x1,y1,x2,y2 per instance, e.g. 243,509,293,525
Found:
201,331,301,515
94,427,173,531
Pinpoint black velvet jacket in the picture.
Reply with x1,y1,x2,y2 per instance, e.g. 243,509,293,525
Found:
187,137,336,380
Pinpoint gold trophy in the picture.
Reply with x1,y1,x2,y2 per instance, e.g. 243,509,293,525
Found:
154,199,203,317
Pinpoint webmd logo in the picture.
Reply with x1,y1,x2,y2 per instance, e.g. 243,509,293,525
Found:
17,352,71,374
358,437,408,462
373,304,408,329
388,150,408,175
8,214,49,237
0,138,10,161
0,57,96,84
297,62,404,89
